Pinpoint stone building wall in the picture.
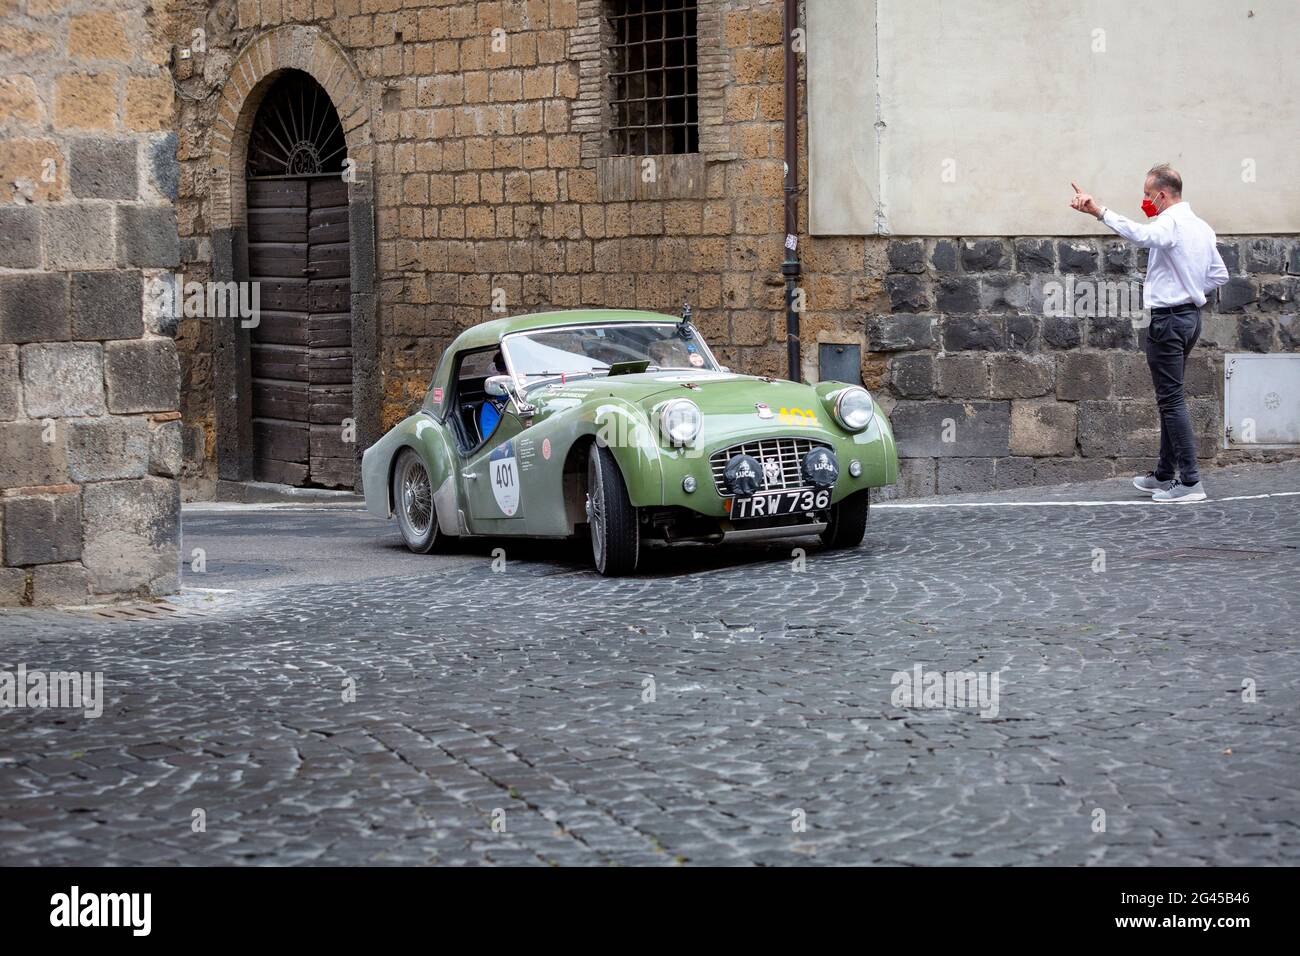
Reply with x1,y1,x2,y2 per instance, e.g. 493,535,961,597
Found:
166,0,1299,495
1,0,182,606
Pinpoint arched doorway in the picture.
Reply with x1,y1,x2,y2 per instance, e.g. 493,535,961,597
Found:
244,70,353,488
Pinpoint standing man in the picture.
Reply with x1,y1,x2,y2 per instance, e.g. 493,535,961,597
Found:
1070,164,1228,502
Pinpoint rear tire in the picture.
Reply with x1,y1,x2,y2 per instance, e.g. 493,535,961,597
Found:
821,490,869,550
393,448,442,554
586,444,639,575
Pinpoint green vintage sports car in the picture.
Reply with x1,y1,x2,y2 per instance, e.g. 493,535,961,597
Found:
362,308,898,574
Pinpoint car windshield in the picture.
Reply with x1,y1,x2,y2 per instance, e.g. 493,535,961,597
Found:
502,323,718,386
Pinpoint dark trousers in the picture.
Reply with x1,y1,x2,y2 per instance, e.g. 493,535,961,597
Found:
1145,303,1202,484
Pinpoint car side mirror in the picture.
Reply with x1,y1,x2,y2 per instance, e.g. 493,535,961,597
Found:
484,374,512,397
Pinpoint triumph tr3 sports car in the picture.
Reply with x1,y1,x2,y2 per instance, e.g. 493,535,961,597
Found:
362,308,898,574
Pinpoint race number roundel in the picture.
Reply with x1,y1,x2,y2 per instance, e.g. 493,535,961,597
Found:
489,440,520,516
541,437,551,460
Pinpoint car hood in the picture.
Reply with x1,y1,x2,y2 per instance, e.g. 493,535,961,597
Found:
531,371,828,412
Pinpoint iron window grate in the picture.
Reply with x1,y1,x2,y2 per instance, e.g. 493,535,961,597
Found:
607,0,699,155
710,437,831,497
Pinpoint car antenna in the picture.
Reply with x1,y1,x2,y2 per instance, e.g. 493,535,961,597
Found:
677,301,694,340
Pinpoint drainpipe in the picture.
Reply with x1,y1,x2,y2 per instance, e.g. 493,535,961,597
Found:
782,0,802,382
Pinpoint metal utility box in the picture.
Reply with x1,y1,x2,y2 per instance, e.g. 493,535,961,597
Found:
1223,353,1300,448
818,343,862,386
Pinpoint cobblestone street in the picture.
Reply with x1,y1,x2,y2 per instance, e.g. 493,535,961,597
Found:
1,462,1297,866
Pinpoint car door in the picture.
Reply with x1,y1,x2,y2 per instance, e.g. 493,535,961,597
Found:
462,407,528,527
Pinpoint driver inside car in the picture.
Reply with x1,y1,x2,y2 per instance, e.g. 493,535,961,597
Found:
479,350,508,442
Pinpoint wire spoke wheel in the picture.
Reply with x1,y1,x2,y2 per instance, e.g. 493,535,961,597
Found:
392,449,440,554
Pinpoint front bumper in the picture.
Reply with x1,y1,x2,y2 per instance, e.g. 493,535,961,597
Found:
650,415,897,518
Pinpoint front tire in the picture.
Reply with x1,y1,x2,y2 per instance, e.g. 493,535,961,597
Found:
586,444,639,575
393,448,442,554
821,489,869,550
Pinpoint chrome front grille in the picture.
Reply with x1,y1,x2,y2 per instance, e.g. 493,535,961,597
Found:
709,437,831,497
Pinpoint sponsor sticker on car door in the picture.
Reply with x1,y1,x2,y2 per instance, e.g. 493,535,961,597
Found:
489,440,520,516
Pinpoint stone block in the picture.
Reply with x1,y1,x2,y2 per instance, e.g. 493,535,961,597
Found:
884,274,929,313
68,415,150,481
1199,313,1237,349
891,401,1010,458
960,239,1008,271
990,354,1052,398
1101,241,1131,275
1007,314,1038,350
1287,242,1300,276
1278,314,1299,349
81,476,180,594
147,132,179,201
937,457,996,495
1087,316,1138,349
935,354,988,398
115,204,180,268
1259,278,1296,312
888,353,933,398
0,206,41,269
43,202,114,269
70,270,144,341
149,419,183,477
70,137,138,200
1014,239,1054,272
887,239,925,274
0,420,69,487
979,274,1030,313
1031,458,1114,485
1185,354,1218,398
0,273,70,343
32,562,89,606
930,240,959,274
1217,277,1257,312
941,315,1004,351
1010,399,1077,456
3,491,81,565
1242,238,1285,274
993,456,1036,489
0,568,28,607
1058,240,1098,274
875,456,935,500
1110,352,1154,399
935,277,980,313
0,345,18,421
105,339,180,413
1056,352,1112,400
1217,240,1240,274
1238,316,1276,352
868,314,934,352
1040,314,1082,349
1077,400,1160,457
19,342,105,417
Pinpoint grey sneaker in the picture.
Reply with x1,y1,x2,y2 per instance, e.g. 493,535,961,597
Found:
1133,472,1175,495
1152,480,1207,503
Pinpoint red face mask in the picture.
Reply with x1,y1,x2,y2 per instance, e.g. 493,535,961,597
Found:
1141,198,1160,218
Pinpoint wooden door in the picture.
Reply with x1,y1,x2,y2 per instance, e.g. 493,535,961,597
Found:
246,176,353,488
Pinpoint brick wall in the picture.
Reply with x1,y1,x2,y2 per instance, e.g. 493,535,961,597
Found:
0,0,182,606
166,0,1299,494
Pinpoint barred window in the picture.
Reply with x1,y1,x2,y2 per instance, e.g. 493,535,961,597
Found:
607,0,698,155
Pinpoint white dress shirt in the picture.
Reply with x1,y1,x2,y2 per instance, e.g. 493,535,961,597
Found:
1100,201,1229,308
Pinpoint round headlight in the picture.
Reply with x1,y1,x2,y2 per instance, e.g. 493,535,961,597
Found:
660,399,702,446
834,387,875,432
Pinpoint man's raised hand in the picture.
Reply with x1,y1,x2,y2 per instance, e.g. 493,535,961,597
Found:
1070,181,1102,218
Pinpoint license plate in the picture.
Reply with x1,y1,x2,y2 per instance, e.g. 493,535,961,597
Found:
731,487,831,519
